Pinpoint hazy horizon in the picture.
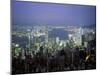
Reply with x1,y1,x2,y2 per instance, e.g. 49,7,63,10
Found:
12,1,96,26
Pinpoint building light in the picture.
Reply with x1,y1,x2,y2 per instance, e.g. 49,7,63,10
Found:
15,44,19,47
68,34,73,38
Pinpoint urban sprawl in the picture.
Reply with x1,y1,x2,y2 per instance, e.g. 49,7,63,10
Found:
12,25,96,74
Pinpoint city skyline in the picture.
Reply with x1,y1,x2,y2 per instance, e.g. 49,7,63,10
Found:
12,1,96,74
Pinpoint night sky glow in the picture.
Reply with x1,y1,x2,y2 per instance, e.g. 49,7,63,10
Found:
12,1,96,26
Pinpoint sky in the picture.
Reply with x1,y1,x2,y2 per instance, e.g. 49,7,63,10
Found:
12,1,96,26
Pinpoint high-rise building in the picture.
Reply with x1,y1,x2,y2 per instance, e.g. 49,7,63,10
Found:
45,26,48,43
68,27,83,46
74,27,82,46
56,37,59,44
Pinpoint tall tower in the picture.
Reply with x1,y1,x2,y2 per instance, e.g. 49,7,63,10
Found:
75,27,82,46
27,29,31,50
45,26,48,43
56,37,59,44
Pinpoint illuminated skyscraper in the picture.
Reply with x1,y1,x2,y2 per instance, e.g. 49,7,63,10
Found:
68,27,83,46
45,26,48,43
56,37,59,44
74,27,82,46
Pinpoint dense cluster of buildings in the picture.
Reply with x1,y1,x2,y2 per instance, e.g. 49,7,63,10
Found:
12,25,96,74
12,25,95,58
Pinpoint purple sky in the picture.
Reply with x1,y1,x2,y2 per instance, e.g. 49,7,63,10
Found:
12,1,96,26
